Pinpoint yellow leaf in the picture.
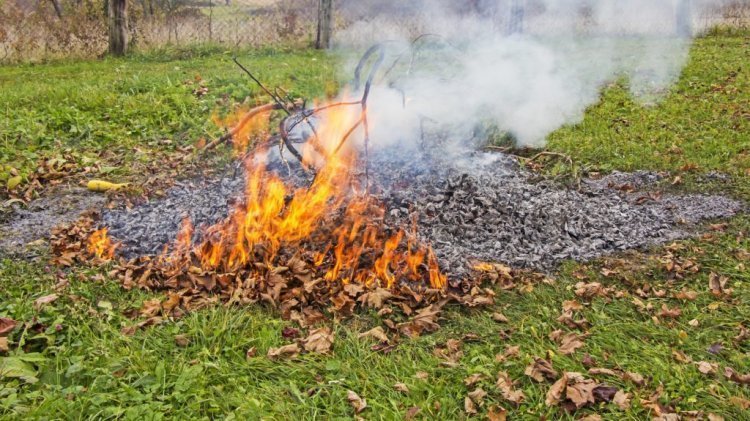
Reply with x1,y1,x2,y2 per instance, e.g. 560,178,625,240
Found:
6,175,21,190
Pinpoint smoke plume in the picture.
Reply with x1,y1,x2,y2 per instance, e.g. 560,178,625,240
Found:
332,0,733,148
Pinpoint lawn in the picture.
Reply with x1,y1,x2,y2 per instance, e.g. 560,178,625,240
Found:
1,32,749,419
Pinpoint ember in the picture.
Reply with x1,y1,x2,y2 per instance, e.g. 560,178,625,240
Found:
87,227,117,260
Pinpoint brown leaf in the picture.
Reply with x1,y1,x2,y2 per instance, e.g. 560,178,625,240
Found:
734,325,749,344
487,405,507,421
174,334,190,347
464,396,477,415
0,317,17,336
525,357,558,382
246,347,257,358
545,373,568,406
555,332,586,355
464,373,484,387
0,337,8,353
358,288,394,309
399,305,441,338
495,345,520,363
267,343,300,360
302,327,334,354
613,390,631,410
565,377,598,408
674,288,698,301
34,293,59,310
623,372,646,386
404,406,421,420
467,388,487,406
347,390,367,414
723,367,750,385
496,371,525,404
697,361,717,375
588,368,617,376
658,304,681,319
415,371,429,380
492,312,509,323
578,416,602,421
282,327,301,339
592,385,618,402
729,396,750,410
562,300,583,312
394,382,410,393
672,349,692,364
709,272,732,297
358,326,389,343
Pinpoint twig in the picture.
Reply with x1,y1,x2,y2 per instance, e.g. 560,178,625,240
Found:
202,102,280,151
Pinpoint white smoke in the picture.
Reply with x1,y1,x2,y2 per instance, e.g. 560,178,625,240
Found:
332,0,734,148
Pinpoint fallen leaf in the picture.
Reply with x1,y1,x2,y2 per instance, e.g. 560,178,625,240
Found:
578,416,602,421
394,382,410,393
464,373,484,387
0,337,8,353
34,293,59,310
674,289,698,301
246,347,257,358
174,334,190,347
464,396,477,415
545,373,568,406
282,327,300,339
734,325,749,344
404,406,421,420
588,368,617,376
697,361,717,375
492,312,509,323
707,342,724,355
592,385,618,402
623,372,645,387
0,318,16,336
724,367,750,385
487,405,507,421
358,288,394,308
496,371,525,404
302,327,334,354
525,357,559,382
708,414,724,421
658,304,681,319
495,345,520,362
415,371,429,380
729,396,750,410
555,332,586,355
688,319,700,327
672,349,692,364
613,390,631,410
467,388,487,406
708,272,732,297
347,390,367,414
267,343,300,360
399,305,441,338
358,326,389,343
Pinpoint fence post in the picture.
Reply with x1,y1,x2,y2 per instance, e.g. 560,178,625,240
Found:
316,0,333,49
676,0,692,37
108,0,129,56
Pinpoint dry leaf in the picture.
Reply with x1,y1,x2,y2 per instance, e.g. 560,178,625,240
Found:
708,414,725,421
464,373,484,387
697,361,717,375
613,390,631,410
34,293,59,309
555,332,586,355
565,377,598,408
0,337,8,353
358,326,389,343
394,382,410,393
267,343,300,359
578,416,602,421
467,388,487,405
588,368,617,376
415,371,429,380
487,405,507,421
709,272,732,297
672,350,692,364
729,396,750,410
623,372,645,386
302,327,334,354
174,334,190,347
496,371,525,404
658,304,682,319
495,345,520,362
347,390,367,414
492,312,509,323
545,374,568,406
246,347,257,358
724,367,750,385
688,319,700,327
404,406,421,420
0,318,16,336
525,357,558,382
464,396,477,415
358,288,394,308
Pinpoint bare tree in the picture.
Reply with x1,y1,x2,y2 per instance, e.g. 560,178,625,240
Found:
109,0,129,55
316,0,333,49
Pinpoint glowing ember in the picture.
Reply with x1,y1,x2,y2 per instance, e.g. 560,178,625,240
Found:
87,228,117,260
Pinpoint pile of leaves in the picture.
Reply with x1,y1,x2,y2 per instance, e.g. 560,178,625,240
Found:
49,210,508,349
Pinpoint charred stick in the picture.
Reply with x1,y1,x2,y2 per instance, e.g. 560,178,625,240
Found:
203,102,280,151
233,58,292,115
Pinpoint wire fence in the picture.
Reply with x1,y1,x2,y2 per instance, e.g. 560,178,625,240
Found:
1,0,749,64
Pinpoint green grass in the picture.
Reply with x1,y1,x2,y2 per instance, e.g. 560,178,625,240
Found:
2,32,750,419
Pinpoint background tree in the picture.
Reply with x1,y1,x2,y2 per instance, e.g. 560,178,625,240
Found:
108,0,128,55
316,0,332,49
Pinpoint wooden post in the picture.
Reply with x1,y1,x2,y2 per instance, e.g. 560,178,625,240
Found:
316,0,333,49
108,0,129,56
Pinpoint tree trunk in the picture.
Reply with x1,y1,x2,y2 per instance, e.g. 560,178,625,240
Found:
108,0,129,56
49,0,63,18
316,0,333,49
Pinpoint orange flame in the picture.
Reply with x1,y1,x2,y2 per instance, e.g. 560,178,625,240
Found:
87,228,117,260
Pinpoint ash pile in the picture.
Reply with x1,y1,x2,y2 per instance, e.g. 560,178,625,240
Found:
102,146,742,278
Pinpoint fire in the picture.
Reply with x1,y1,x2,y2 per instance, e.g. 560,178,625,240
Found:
89,97,448,291
212,104,270,155
87,228,117,260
